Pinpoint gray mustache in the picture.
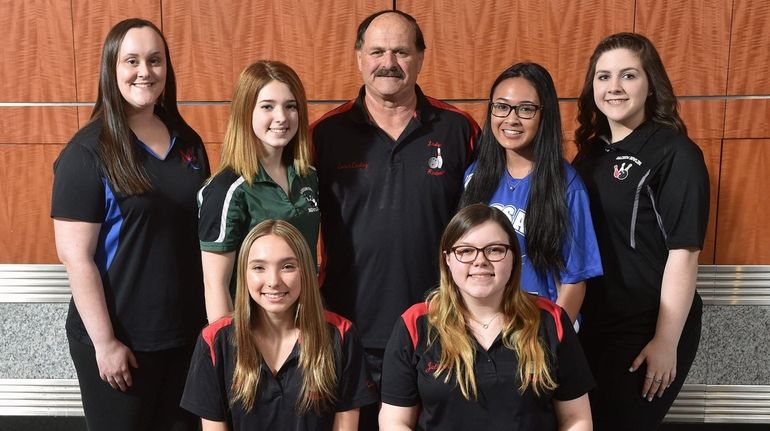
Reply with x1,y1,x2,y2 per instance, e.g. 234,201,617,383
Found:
375,67,405,78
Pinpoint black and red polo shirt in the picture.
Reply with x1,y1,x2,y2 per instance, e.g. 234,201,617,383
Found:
573,121,709,339
312,85,480,349
381,297,594,430
180,311,378,430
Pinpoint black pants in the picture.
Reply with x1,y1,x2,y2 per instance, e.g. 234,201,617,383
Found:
358,348,384,431
68,334,198,431
580,298,702,431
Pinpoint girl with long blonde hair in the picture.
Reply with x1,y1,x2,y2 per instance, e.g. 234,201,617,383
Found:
379,204,593,430
198,60,320,324
182,220,377,430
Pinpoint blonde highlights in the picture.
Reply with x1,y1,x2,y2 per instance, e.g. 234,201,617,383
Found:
231,220,336,413
427,204,556,399
216,61,312,183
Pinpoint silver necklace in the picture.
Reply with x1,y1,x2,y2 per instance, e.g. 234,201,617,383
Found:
469,312,501,329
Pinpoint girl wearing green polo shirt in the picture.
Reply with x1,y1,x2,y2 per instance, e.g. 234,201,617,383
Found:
197,61,320,323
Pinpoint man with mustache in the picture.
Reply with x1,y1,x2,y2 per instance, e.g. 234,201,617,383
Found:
312,10,480,429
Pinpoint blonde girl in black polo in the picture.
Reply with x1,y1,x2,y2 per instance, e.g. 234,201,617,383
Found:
181,220,377,430
379,205,593,430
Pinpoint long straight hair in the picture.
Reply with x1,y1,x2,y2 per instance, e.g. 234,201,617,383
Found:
215,61,312,184
91,18,188,195
427,204,556,399
460,63,568,274
231,220,336,413
574,32,687,160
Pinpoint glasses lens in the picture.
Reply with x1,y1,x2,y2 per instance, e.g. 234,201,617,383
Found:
483,245,508,262
453,246,478,263
490,102,511,118
515,104,539,119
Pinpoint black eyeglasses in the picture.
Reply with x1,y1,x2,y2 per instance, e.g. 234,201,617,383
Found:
448,244,512,263
490,102,542,119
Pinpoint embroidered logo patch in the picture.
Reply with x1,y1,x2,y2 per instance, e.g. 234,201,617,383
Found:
613,162,633,180
426,140,445,176
299,187,319,212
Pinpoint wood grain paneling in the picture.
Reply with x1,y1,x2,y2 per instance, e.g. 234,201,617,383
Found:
0,145,63,263
164,0,390,102
724,100,770,139
72,0,163,102
178,105,230,143
715,139,770,264
635,0,731,96
0,107,79,144
679,99,726,140
0,0,75,102
400,0,633,100
727,1,770,94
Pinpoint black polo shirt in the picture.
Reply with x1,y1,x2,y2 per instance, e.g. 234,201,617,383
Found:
573,121,709,339
381,298,594,430
51,110,209,351
180,312,378,430
312,85,480,348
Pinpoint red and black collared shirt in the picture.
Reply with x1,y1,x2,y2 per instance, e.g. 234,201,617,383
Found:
312,85,480,349
381,297,594,430
181,312,378,430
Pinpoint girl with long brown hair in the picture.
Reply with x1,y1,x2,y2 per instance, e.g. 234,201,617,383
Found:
181,220,377,430
378,204,593,430
52,18,208,430
573,32,709,430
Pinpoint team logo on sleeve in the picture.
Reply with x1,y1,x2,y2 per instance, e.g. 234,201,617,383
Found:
426,140,445,176
299,187,319,212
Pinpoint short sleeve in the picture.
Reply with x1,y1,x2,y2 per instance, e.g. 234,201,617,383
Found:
180,333,228,421
656,139,710,249
336,323,379,411
51,142,105,222
553,310,595,401
560,173,604,284
198,173,248,252
380,319,420,407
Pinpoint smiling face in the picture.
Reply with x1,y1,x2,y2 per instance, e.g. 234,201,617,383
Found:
491,77,541,162
116,26,166,113
356,13,424,103
445,220,514,307
246,234,301,320
252,80,299,157
593,48,650,141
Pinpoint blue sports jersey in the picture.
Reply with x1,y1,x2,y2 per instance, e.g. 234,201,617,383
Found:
464,161,603,302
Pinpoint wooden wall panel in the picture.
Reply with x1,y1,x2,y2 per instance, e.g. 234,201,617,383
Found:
715,139,770,264
0,107,78,144
164,0,390,102
635,0,731,96
727,1,770,94
399,0,633,100
0,145,62,263
178,105,230,143
679,99,726,140
72,0,163,102
724,100,770,139
0,0,75,102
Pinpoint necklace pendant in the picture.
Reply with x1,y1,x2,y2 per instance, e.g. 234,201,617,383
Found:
482,323,490,329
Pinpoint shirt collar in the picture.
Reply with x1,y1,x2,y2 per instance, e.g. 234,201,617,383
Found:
603,120,660,155
351,84,436,126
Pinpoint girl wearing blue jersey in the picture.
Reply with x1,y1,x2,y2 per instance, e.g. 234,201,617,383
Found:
460,63,602,324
